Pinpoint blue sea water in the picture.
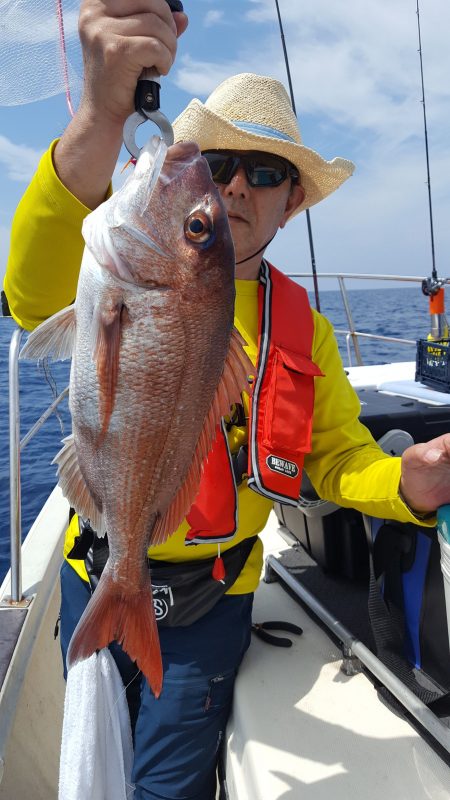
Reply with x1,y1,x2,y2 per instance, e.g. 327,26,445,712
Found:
0,286,432,583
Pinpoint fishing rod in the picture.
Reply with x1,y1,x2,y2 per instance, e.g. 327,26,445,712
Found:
416,0,438,292
415,0,448,339
274,0,321,313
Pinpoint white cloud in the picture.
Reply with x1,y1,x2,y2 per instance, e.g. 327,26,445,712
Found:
174,54,248,97
243,0,450,144
204,10,224,28
0,135,43,182
176,0,449,149
1,0,448,294
267,144,450,290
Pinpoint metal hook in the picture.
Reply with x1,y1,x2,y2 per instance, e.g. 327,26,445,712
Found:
123,109,174,160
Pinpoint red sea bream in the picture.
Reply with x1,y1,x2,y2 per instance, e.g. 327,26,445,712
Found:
20,137,252,696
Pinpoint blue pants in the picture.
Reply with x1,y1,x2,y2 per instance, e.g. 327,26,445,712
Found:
59,560,253,800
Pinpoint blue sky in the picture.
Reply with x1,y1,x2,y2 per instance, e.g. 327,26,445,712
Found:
1,0,449,293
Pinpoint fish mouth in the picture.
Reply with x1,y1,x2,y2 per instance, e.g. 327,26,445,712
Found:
165,141,201,162
158,141,204,186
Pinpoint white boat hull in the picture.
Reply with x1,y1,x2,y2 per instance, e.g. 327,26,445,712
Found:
0,487,67,799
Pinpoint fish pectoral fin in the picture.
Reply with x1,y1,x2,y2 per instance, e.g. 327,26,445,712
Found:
53,433,106,536
92,301,126,435
19,304,76,361
150,328,253,546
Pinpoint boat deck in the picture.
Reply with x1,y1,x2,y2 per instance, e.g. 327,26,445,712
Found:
224,514,450,800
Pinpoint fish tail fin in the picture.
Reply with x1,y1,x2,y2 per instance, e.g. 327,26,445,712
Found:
67,570,163,697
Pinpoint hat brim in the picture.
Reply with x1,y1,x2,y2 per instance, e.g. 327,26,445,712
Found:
172,99,355,218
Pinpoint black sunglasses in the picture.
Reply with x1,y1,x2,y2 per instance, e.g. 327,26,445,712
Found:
202,150,300,188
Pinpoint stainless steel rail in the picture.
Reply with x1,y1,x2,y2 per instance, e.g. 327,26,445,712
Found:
337,331,417,368
287,271,450,367
8,326,69,603
337,275,363,365
9,328,24,603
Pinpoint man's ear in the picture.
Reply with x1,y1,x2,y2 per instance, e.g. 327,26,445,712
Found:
279,184,305,229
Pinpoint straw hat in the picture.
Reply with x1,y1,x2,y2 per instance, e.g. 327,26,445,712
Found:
172,73,355,218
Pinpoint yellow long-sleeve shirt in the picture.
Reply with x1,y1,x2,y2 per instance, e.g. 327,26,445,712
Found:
4,140,429,593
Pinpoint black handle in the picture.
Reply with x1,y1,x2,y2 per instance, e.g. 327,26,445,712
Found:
166,0,184,10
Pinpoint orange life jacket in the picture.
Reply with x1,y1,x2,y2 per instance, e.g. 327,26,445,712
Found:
185,260,323,545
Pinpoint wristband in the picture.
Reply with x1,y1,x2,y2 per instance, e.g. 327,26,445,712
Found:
398,488,436,522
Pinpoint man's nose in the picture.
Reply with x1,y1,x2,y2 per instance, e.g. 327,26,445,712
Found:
223,166,251,198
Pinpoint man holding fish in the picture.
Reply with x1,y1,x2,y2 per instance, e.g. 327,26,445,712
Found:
4,1,450,798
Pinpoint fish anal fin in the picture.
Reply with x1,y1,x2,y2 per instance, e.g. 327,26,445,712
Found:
53,433,105,535
19,304,76,361
150,328,253,546
93,301,127,436
67,571,163,697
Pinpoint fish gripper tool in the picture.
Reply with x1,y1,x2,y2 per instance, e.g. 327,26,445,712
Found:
123,0,184,159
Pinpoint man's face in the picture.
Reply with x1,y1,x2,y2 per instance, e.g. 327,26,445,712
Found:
203,150,305,275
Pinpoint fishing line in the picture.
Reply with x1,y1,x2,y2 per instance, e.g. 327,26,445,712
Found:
274,0,321,312
40,357,65,435
111,666,142,714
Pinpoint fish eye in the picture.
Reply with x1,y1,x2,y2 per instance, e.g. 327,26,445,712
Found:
184,212,213,243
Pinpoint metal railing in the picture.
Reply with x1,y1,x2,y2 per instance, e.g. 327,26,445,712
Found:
287,271,450,366
6,271,450,601
7,326,69,603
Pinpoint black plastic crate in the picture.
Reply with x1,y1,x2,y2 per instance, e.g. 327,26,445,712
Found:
415,338,450,393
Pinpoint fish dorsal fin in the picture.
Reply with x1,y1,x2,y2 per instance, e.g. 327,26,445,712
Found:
53,433,106,536
19,304,76,361
150,328,253,546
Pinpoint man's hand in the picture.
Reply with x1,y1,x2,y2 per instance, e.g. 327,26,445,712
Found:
54,0,188,209
400,433,450,515
78,0,188,127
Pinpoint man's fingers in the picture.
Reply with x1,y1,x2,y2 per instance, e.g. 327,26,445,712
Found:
173,11,189,37
104,0,177,31
116,35,177,76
